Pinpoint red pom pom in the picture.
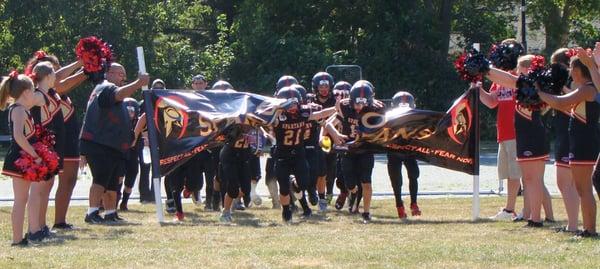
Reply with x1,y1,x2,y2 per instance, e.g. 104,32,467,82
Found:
75,36,113,73
8,70,19,79
454,52,484,83
565,48,577,59
529,55,546,73
34,50,48,60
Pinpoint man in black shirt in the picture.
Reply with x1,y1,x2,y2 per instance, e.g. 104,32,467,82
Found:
81,63,149,223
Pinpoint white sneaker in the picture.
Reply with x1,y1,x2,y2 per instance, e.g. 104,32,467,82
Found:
489,208,515,221
252,193,262,206
512,212,525,222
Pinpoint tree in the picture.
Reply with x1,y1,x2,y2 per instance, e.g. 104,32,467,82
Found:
528,0,600,54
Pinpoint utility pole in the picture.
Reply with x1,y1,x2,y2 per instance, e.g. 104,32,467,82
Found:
521,0,527,52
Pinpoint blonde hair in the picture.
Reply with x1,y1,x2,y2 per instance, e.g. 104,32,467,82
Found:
31,61,55,83
571,56,592,81
0,74,34,110
517,55,535,69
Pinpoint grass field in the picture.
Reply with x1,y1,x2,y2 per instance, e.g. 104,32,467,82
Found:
1,197,600,268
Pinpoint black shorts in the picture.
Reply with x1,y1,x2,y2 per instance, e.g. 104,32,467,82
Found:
166,153,205,192
63,114,80,162
305,147,323,185
123,148,140,188
515,111,548,161
342,152,374,190
220,148,251,198
275,154,310,196
569,125,600,165
85,147,125,191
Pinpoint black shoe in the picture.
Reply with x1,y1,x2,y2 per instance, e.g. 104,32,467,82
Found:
554,226,578,233
575,230,599,238
53,222,74,230
302,207,312,218
85,210,105,224
348,192,358,214
308,190,318,206
362,212,372,223
11,237,28,247
27,230,45,243
243,194,251,208
282,208,292,223
166,199,176,214
119,203,129,211
104,212,124,223
526,220,543,228
212,195,221,211
42,225,56,238
290,202,299,213
234,200,246,211
545,218,556,223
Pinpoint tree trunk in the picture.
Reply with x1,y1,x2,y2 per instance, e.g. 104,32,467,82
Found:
438,0,455,55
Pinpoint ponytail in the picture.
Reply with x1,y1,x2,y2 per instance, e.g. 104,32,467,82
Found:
0,71,34,110
0,76,11,110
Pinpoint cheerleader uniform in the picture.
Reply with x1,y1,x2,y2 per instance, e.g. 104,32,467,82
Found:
514,106,549,161
31,88,65,172
59,94,79,163
2,104,37,178
553,110,571,167
568,82,600,166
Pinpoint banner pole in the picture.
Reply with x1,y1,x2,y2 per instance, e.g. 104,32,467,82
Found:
472,44,482,221
137,46,164,223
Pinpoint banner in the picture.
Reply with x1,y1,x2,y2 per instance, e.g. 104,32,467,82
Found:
352,89,478,175
147,89,288,176
148,88,478,177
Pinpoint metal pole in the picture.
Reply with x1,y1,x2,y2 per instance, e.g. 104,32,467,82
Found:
521,0,527,52
137,46,165,223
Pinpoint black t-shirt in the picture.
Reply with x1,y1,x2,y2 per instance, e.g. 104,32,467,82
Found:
274,109,310,156
315,95,336,108
337,100,382,139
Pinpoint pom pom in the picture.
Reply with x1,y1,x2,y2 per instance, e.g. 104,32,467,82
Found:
455,48,490,83
14,142,59,182
488,42,524,71
516,74,545,111
515,61,569,111
34,50,48,60
34,124,56,148
528,55,546,73
565,48,577,59
75,36,113,82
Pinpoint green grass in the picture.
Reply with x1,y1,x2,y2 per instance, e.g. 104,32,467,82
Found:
1,197,600,268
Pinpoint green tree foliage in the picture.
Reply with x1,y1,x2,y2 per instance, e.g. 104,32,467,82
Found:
528,0,600,55
0,0,597,140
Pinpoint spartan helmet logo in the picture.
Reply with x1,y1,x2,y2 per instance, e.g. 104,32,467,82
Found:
155,96,189,139
447,98,472,145
163,107,183,137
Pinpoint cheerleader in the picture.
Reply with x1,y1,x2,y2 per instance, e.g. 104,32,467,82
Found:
549,48,580,233
25,51,86,230
0,72,41,245
539,49,599,237
28,62,65,237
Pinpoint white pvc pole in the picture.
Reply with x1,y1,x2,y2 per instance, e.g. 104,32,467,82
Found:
472,43,481,221
136,46,164,223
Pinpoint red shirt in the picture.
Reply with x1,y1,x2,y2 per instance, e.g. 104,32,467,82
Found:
489,83,516,142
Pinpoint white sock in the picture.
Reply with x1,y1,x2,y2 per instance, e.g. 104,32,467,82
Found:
251,182,258,196
87,207,99,215
104,209,116,215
